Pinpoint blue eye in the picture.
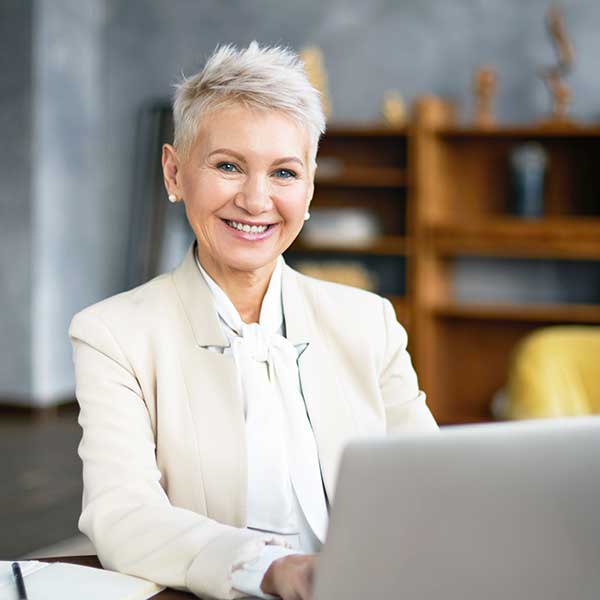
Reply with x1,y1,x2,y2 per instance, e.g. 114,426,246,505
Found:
217,162,238,173
274,168,297,179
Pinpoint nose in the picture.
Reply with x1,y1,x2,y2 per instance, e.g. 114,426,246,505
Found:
234,173,273,215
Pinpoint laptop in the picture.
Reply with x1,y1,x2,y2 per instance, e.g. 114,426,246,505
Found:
313,417,600,600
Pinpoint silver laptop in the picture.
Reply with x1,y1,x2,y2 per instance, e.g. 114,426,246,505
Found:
313,417,600,600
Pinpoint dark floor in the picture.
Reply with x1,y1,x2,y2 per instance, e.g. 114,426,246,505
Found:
0,403,82,558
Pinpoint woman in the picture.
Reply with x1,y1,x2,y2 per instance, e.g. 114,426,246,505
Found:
69,42,437,600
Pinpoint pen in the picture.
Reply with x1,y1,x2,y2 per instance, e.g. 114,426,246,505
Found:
11,562,28,600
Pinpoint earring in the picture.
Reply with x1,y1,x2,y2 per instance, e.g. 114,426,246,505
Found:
168,194,177,203
304,211,311,221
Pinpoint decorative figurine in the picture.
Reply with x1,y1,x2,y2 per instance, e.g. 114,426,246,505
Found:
381,91,407,127
473,66,498,128
539,4,575,124
300,45,332,118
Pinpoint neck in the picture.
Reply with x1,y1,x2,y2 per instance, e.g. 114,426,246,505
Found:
196,247,276,324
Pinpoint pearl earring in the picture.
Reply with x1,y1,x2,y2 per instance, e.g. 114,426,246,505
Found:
168,194,177,203
304,211,311,221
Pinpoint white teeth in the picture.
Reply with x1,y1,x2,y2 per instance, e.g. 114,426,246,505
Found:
227,220,268,233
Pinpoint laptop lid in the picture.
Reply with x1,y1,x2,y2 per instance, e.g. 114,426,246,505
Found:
313,417,600,600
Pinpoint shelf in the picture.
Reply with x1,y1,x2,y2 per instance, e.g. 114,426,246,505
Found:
315,166,405,188
437,414,494,426
436,124,600,139
386,294,408,310
430,217,600,259
431,302,600,324
386,295,411,330
325,123,407,137
290,235,409,256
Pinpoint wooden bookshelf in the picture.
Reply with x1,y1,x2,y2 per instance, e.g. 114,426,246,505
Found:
286,102,600,425
315,166,405,188
438,125,600,138
432,302,600,324
317,124,407,137
388,295,411,334
290,235,410,256
430,217,600,259
411,96,600,424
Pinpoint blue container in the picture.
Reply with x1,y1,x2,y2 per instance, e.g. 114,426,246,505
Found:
509,143,548,218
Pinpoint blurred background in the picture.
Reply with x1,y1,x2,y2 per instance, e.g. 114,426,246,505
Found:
1,0,599,560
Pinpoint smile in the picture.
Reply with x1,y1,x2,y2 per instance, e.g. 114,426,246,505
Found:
225,219,271,234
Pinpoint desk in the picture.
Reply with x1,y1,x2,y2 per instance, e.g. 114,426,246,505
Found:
40,555,195,599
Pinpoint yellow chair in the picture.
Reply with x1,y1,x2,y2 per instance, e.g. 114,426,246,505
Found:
506,326,600,419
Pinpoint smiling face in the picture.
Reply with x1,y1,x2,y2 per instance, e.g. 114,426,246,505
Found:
162,104,315,282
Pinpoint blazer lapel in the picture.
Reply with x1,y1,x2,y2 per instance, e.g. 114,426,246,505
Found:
282,266,359,502
172,242,247,526
172,242,228,347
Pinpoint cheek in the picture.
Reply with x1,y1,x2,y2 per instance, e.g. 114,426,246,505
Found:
184,174,238,213
276,185,309,222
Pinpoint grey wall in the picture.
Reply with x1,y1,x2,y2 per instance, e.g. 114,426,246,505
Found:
0,0,106,405
0,2,33,398
3,0,600,404
31,0,107,404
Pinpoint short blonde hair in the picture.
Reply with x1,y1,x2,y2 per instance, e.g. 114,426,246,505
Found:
172,41,326,162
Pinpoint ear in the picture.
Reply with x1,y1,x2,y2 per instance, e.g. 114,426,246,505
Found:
161,144,184,199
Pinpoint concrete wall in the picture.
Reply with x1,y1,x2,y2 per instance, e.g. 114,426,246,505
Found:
3,0,600,404
0,2,34,399
0,1,106,405
31,0,107,404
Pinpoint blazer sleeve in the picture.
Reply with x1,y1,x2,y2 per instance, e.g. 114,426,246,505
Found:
379,298,439,433
69,309,285,600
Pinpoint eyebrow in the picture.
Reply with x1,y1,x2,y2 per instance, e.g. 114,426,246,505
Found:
208,148,304,167
273,156,304,167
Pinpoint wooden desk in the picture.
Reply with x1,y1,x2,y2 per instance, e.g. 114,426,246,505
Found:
40,555,195,599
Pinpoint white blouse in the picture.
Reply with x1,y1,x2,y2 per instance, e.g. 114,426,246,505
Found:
194,251,328,597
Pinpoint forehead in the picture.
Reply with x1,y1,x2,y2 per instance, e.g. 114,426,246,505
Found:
192,104,310,160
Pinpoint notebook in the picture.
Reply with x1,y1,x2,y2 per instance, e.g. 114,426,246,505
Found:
0,560,164,600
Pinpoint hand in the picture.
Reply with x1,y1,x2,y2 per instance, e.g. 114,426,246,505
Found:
260,554,317,600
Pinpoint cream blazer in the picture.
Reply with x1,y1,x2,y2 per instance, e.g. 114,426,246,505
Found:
69,242,437,599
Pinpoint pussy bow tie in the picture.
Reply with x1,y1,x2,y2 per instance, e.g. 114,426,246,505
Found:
231,322,328,542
